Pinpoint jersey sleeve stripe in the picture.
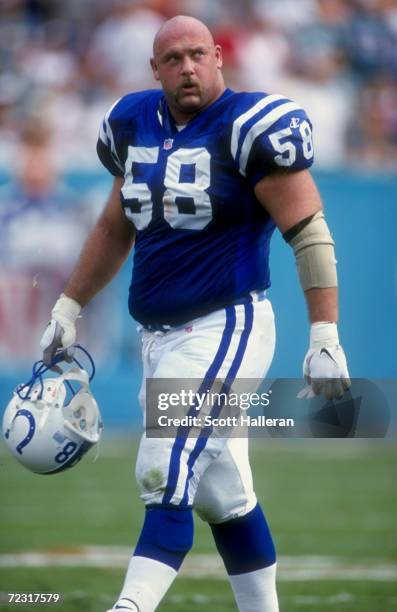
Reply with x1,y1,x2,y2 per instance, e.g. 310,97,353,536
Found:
98,120,108,145
231,94,287,160
103,97,124,172
239,101,301,176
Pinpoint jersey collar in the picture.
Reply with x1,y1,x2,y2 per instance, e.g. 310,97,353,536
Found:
157,88,234,137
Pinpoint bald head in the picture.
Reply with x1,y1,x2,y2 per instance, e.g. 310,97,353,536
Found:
150,15,225,124
153,15,215,58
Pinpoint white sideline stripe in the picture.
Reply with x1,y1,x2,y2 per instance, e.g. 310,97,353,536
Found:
0,549,396,581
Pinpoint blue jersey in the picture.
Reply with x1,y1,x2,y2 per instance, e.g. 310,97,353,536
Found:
97,88,314,326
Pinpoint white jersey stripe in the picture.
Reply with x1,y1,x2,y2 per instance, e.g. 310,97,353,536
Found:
103,97,124,172
239,101,301,176
231,94,286,160
98,121,107,145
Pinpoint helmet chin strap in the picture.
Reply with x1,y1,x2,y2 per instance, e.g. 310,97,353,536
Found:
15,344,96,402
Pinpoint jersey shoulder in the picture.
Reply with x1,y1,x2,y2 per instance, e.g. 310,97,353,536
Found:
223,90,314,184
97,89,162,176
106,89,162,123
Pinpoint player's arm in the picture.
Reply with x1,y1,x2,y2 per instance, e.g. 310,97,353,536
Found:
64,176,134,306
254,168,350,399
40,177,135,364
254,169,336,323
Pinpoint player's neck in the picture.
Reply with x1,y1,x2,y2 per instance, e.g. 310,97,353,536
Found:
168,85,227,125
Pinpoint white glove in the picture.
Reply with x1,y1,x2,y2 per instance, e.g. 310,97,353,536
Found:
40,294,81,365
301,322,351,400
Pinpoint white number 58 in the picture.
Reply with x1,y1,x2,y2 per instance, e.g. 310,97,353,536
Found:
269,119,313,167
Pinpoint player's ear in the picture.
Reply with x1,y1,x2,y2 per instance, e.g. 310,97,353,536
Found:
150,57,160,81
214,44,223,69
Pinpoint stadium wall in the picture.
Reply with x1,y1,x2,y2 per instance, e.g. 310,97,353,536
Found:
0,172,395,429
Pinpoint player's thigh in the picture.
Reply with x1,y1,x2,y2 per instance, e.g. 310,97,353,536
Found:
194,436,256,523
135,320,230,506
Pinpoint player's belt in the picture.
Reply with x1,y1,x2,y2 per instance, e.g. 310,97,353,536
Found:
143,323,174,333
143,290,267,334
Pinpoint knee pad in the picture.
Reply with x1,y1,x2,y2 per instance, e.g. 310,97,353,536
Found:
134,506,194,571
136,464,168,498
194,437,257,523
210,503,276,575
135,438,171,504
195,494,257,524
194,477,257,524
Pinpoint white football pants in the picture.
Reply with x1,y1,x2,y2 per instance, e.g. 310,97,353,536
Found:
135,296,275,523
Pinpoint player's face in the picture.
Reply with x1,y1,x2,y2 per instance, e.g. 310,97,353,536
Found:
151,34,224,124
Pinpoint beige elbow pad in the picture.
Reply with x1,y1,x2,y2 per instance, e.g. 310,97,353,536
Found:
286,211,338,291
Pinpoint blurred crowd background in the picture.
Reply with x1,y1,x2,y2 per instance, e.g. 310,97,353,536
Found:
1,0,397,172
0,0,396,420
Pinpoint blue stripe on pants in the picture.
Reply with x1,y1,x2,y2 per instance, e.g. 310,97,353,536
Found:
162,306,236,505
179,302,254,506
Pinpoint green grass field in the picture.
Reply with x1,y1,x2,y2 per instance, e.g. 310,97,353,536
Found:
1,437,396,611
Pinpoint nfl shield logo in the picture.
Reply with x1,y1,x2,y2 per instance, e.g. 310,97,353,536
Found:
163,138,174,150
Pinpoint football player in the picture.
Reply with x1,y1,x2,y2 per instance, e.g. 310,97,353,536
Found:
40,15,350,612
